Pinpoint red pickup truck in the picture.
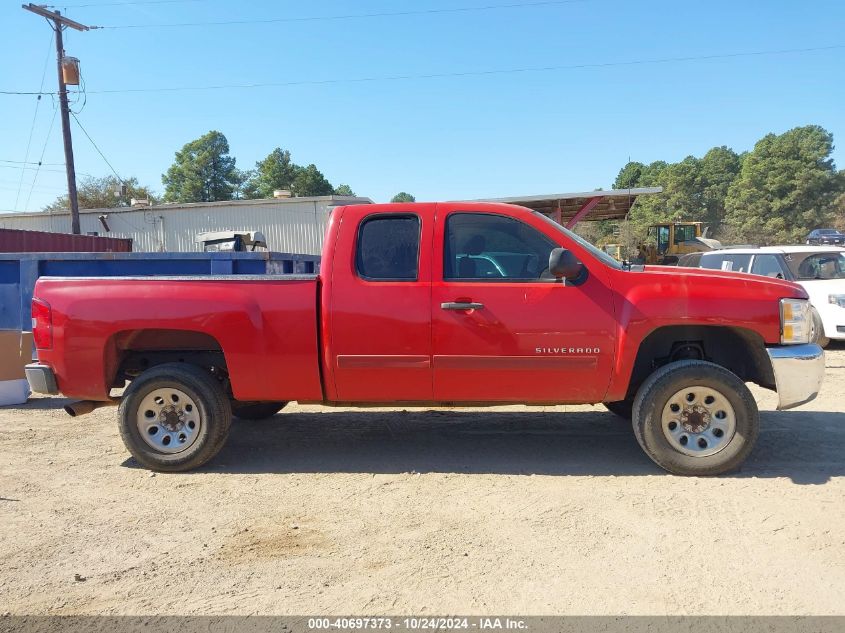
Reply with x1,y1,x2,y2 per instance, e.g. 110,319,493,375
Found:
25,202,825,476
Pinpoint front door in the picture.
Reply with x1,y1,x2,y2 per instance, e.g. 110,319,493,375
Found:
431,208,616,403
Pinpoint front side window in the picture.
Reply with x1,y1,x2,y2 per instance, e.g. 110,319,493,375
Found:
750,255,786,278
356,214,420,281
674,225,697,244
444,213,556,280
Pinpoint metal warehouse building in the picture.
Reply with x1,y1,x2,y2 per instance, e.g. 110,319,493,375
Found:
0,195,372,255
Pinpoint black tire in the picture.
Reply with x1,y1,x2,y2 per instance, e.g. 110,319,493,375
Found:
118,363,232,472
632,360,759,476
231,401,288,420
810,307,830,349
604,399,633,420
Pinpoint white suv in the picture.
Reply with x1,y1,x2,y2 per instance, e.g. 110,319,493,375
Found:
679,246,845,347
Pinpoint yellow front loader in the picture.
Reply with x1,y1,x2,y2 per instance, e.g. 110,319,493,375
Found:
637,222,720,265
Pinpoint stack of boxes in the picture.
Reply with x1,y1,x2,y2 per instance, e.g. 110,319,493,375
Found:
0,331,33,406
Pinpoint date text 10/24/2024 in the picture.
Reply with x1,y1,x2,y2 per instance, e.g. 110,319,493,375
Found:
307,617,528,630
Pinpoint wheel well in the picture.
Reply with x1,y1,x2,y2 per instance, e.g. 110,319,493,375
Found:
626,326,775,398
107,329,229,388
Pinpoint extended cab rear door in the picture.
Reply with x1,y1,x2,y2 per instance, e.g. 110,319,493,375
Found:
325,205,434,402
431,204,616,403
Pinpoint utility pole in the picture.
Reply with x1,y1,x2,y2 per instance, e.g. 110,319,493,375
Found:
22,4,91,234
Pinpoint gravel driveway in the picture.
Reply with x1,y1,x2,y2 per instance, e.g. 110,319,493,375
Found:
1,347,844,616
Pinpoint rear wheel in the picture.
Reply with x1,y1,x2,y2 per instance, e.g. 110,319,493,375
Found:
632,360,759,476
231,401,288,420
118,363,231,472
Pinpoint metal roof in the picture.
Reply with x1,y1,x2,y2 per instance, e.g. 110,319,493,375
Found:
476,187,662,223
0,195,373,220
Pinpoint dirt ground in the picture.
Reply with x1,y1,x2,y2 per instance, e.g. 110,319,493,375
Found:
1,347,844,616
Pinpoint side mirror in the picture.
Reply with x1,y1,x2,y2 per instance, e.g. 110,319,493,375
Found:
549,248,583,280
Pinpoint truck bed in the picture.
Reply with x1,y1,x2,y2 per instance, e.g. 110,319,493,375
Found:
33,275,324,402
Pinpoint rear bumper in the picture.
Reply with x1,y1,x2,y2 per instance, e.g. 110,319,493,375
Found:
25,363,59,395
766,344,825,410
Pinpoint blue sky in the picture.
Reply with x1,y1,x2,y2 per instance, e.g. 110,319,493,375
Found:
1,0,843,212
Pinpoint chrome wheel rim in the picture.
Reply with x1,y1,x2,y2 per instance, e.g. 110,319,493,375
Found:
661,385,736,457
136,388,201,454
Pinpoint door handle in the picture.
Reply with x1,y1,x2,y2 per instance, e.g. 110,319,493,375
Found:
441,302,484,311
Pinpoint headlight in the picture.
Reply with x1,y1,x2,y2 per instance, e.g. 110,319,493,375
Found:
780,298,811,344
829,294,845,308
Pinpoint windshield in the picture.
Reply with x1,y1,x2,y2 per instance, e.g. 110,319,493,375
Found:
532,211,624,270
786,252,845,280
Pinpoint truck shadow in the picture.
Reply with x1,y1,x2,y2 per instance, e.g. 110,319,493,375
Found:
184,408,845,484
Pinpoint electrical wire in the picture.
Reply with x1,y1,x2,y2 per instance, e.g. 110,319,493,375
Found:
0,90,56,96
0,164,67,175
81,44,845,95
14,32,54,210
23,105,60,211
70,111,124,183
97,0,586,29
51,0,208,7
4,43,844,98
70,73,87,114
0,159,64,166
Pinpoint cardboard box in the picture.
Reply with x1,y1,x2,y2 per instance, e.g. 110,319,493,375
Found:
0,330,33,406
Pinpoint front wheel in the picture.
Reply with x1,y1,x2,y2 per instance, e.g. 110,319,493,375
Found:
118,363,232,472
632,360,759,476
810,307,830,349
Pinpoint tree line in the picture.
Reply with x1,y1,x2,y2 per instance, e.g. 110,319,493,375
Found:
603,125,845,245
44,125,844,248
44,130,415,211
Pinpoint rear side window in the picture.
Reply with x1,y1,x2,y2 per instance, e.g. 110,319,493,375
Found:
700,253,752,273
355,214,420,281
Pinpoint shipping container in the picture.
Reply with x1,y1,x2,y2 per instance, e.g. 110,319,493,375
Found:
0,228,132,253
0,251,320,332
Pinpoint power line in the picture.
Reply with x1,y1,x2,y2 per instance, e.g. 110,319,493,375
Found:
70,111,124,182
14,32,54,210
0,159,64,166
23,105,60,211
0,90,58,95
98,0,587,29
51,0,207,7
0,164,68,174
83,44,845,95
5,42,845,99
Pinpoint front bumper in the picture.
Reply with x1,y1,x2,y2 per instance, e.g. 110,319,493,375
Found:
25,363,59,395
766,344,825,410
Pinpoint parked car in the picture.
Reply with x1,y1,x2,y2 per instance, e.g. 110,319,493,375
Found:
678,246,845,347
26,202,824,476
806,228,845,246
